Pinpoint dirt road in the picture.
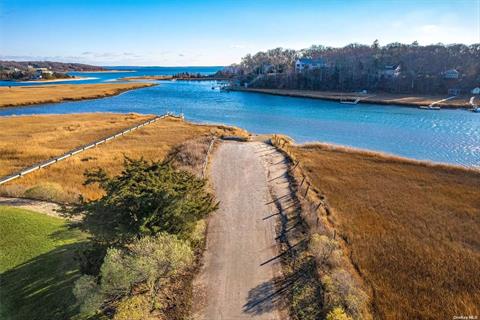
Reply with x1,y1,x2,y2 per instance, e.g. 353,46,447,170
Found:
194,141,289,320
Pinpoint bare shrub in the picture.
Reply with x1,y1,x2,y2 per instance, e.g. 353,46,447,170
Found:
24,182,70,202
327,249,345,269
114,295,154,320
0,184,26,198
326,307,352,320
322,269,368,319
189,219,207,248
73,275,104,315
74,233,194,317
165,136,212,176
310,233,337,267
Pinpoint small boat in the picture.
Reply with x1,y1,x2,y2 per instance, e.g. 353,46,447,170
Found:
220,86,231,92
340,97,361,104
419,105,441,110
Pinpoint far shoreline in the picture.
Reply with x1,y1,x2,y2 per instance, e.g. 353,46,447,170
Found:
19,76,98,83
231,87,474,109
74,70,137,73
119,75,230,81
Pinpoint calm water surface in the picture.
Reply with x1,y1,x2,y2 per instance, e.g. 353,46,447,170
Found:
1,69,479,167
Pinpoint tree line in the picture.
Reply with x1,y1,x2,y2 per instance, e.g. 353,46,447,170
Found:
227,42,480,95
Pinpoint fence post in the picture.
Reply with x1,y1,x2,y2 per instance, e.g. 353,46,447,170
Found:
290,161,299,171
202,136,216,179
304,182,310,197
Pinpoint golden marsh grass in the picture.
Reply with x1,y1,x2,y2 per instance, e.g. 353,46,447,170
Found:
0,114,247,202
291,143,480,319
0,113,152,177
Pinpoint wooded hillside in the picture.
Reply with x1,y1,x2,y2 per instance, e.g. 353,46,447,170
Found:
231,42,480,95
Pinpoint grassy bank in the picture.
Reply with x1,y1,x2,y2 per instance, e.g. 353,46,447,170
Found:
0,114,248,202
0,206,86,320
234,87,472,108
0,82,156,108
0,113,152,178
288,143,480,319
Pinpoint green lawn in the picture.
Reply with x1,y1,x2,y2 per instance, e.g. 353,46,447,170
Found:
0,206,87,320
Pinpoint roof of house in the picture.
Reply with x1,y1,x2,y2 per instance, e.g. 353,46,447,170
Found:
384,65,400,70
445,69,459,73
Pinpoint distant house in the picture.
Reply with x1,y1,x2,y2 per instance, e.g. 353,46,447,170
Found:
261,63,274,74
223,65,240,75
34,68,53,79
380,65,401,78
471,87,480,95
295,58,326,73
36,67,53,74
443,69,459,79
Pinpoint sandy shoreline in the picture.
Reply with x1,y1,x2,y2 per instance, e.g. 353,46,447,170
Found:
232,87,472,109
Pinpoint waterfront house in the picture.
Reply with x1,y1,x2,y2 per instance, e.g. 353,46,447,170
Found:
380,65,401,78
295,58,326,72
261,63,274,74
443,69,459,79
223,65,241,75
33,68,53,80
471,87,480,95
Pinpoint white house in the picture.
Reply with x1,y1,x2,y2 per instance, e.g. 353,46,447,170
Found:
295,58,326,73
472,87,480,95
33,68,53,79
380,65,401,78
443,69,459,79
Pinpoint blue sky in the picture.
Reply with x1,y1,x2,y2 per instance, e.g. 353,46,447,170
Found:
0,0,479,66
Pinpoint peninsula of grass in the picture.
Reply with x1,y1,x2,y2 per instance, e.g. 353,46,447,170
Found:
0,82,156,108
0,206,86,320
290,143,480,319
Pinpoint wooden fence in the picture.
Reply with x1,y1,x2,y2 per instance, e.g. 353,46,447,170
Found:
0,113,183,186
202,136,217,178
271,134,331,227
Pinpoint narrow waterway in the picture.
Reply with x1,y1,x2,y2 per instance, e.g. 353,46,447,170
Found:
1,71,479,167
